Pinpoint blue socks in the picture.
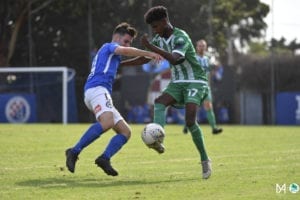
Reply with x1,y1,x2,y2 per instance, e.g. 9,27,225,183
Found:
102,134,128,160
72,123,103,154
71,122,128,160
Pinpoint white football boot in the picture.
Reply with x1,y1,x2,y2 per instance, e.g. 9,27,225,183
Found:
201,159,212,179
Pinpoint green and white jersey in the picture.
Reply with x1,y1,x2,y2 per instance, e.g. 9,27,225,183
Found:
151,27,207,84
196,55,211,79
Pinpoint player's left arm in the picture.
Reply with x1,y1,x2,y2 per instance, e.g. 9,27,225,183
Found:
120,56,150,67
141,34,185,65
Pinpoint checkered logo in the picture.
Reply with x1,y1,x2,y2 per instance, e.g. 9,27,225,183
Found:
5,96,30,123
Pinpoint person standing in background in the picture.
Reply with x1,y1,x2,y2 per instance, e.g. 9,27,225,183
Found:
183,39,223,135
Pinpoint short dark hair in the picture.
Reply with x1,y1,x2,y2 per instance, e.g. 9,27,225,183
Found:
113,22,137,38
144,6,168,24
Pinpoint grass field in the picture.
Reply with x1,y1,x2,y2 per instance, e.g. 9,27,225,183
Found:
0,124,299,200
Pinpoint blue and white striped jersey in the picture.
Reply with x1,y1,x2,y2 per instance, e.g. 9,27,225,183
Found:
196,55,211,77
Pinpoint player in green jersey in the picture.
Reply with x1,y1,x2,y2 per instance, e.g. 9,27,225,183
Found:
143,6,211,179
183,39,223,135
121,5,212,179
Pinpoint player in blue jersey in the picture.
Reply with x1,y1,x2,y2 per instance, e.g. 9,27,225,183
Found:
65,22,162,176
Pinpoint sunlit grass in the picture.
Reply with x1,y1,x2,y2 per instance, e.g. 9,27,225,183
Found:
0,124,299,200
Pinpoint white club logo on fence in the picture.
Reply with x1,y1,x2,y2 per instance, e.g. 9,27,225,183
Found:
5,96,30,123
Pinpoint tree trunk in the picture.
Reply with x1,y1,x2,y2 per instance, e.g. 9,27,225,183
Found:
6,5,28,66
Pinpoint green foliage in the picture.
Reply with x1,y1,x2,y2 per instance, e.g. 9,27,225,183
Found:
213,0,269,54
0,124,299,200
0,1,273,122
248,37,300,57
248,41,269,56
0,0,270,67
271,38,300,55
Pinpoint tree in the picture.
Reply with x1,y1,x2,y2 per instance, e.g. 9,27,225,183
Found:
0,0,28,66
1,0,270,67
0,0,57,66
248,37,300,56
271,37,300,55
248,41,269,56
134,0,270,64
0,0,272,122
211,0,269,62
288,39,300,53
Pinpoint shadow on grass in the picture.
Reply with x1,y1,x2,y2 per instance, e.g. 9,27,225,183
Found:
16,176,199,189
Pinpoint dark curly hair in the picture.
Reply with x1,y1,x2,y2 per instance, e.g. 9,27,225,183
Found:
113,22,137,38
144,6,169,24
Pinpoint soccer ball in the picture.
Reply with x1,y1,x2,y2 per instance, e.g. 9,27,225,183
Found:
141,123,165,145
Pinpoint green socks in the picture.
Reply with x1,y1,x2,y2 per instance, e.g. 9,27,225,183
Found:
154,103,209,161
188,123,209,161
154,103,166,127
206,108,217,129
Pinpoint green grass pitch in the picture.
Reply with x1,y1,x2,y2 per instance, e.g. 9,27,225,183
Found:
0,124,299,200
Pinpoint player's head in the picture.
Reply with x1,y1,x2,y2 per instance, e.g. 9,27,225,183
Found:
144,6,170,37
196,39,207,55
113,22,137,47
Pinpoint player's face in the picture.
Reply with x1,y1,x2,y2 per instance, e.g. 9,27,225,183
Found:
196,41,207,54
119,34,133,47
150,19,168,37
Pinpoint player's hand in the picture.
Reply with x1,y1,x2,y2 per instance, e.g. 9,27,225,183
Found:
147,52,163,64
141,34,150,48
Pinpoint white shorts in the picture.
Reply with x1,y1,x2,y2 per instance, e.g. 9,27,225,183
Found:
84,86,123,125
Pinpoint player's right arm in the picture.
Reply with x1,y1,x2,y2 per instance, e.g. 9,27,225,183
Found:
120,56,150,66
115,46,163,62
140,34,185,65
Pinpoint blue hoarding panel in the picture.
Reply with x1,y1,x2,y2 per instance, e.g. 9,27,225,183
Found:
276,92,300,125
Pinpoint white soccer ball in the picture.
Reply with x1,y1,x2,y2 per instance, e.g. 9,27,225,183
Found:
141,123,165,145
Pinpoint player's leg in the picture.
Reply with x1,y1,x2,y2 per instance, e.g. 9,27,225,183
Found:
184,83,211,179
182,124,188,134
203,100,221,133
153,82,179,127
69,113,114,153
170,103,188,134
185,103,209,161
65,86,114,173
153,93,176,127
65,120,105,173
186,103,211,179
203,91,223,134
150,84,178,153
150,94,172,153
95,114,130,176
